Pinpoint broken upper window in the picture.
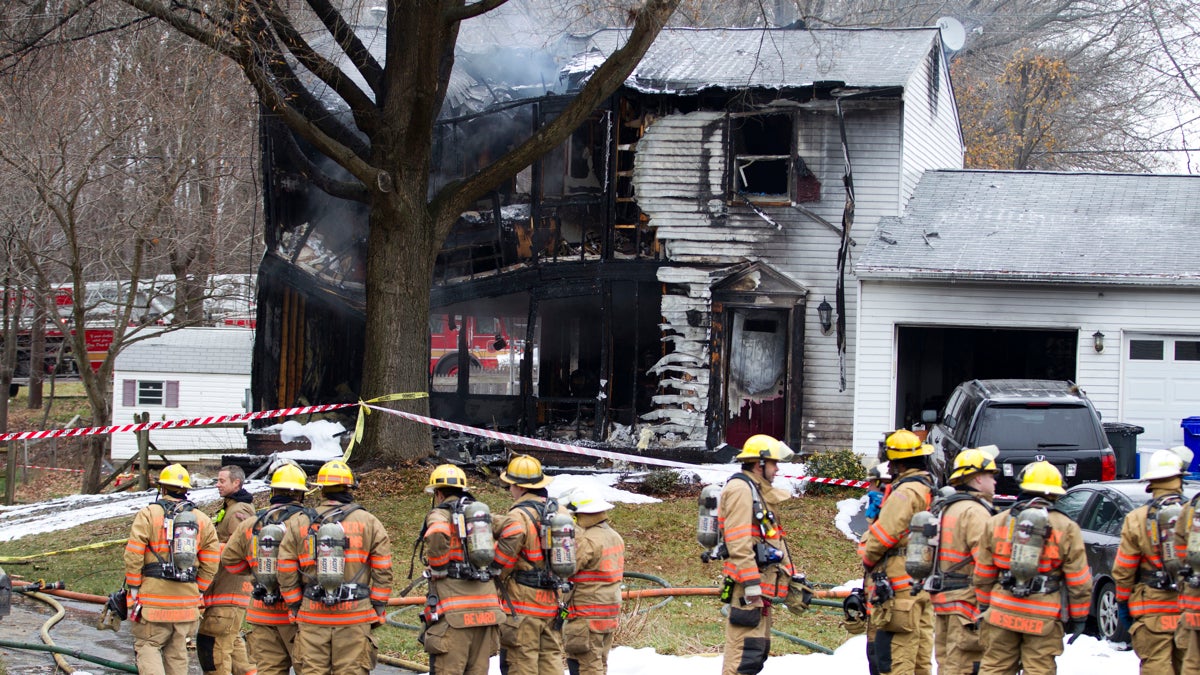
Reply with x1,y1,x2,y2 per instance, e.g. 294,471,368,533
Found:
730,113,820,205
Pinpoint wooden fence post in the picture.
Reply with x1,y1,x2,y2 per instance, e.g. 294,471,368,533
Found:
136,412,150,490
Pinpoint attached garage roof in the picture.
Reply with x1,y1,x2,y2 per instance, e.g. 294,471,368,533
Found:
115,328,253,375
857,170,1200,286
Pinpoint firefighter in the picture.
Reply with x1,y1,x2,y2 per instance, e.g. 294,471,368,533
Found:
563,487,625,675
855,460,892,675
858,430,935,675
974,461,1091,675
419,464,506,675
930,446,998,675
221,463,313,675
123,463,220,675
716,434,809,675
198,464,257,675
1114,448,1189,674
1175,446,1200,672
492,454,572,675
277,459,393,675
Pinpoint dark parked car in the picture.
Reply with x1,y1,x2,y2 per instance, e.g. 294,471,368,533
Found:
925,379,1116,500
1055,479,1200,643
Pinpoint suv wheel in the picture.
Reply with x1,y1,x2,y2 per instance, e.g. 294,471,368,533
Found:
1092,581,1130,646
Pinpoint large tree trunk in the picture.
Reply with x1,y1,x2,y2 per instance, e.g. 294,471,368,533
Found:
357,194,438,463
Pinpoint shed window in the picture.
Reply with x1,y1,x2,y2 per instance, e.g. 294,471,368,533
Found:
730,114,819,205
123,379,179,407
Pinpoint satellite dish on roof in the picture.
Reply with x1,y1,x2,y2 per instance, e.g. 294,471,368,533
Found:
936,17,966,52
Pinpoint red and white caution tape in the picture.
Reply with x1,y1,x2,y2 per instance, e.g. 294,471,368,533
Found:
0,402,356,443
16,464,85,473
361,403,870,488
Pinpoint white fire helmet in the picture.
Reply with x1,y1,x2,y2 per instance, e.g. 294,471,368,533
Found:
566,487,615,515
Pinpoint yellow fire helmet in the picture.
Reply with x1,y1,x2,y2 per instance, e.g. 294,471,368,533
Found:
314,459,356,487
884,430,933,460
157,463,192,490
500,454,553,489
426,464,469,493
1018,461,1065,496
948,447,999,485
270,464,309,492
733,434,795,462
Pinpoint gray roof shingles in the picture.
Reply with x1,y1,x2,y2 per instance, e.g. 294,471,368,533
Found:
114,328,253,375
856,170,1200,286
580,27,938,93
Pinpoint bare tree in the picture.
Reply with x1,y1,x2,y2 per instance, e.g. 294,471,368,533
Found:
0,25,258,491
0,0,683,465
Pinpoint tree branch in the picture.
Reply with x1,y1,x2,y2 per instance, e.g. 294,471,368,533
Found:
445,0,512,23
430,0,681,236
306,0,384,95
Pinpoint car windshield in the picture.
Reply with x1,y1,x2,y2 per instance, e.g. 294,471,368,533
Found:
973,404,1100,449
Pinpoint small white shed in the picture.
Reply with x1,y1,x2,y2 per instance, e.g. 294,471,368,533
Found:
111,327,254,461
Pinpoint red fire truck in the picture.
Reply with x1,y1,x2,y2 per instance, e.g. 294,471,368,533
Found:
429,314,513,375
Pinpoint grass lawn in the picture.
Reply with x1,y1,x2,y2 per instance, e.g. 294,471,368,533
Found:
1,465,865,666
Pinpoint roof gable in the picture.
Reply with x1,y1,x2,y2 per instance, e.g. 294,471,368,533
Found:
574,27,941,94
856,170,1200,286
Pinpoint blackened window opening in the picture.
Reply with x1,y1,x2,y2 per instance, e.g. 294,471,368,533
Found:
732,114,792,200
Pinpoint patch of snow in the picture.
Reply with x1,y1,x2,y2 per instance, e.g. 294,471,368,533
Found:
265,420,347,460
0,481,269,542
548,473,660,505
835,496,866,542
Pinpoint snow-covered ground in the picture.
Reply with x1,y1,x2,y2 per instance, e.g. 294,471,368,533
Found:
0,453,1140,671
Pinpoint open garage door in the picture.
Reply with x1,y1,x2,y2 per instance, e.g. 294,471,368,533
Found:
894,326,1078,429
1121,335,1200,449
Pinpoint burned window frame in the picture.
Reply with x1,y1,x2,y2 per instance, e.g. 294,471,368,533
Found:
727,112,820,206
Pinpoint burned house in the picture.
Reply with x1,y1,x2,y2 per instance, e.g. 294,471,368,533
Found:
254,26,964,454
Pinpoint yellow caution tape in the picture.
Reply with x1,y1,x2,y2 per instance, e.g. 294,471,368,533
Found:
344,392,429,463
0,539,126,563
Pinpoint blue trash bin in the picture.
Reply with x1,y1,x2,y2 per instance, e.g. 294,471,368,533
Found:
1182,417,1200,473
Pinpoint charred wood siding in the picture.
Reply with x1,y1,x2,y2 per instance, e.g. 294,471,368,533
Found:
632,104,906,452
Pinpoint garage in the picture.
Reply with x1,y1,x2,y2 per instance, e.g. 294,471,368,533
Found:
1121,334,1200,449
850,170,1200,459
894,326,1078,429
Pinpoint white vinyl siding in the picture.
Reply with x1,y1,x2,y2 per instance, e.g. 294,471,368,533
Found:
852,280,1200,458
899,45,964,210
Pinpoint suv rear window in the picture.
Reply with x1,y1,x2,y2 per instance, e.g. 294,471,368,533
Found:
972,404,1101,449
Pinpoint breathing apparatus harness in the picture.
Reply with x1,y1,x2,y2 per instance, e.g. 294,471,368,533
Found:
301,503,371,605
867,473,934,604
416,496,498,584
1177,492,1200,589
507,497,577,628
249,502,316,605
998,497,1059,598
702,472,808,606
907,487,995,595
141,498,200,583
1137,493,1185,591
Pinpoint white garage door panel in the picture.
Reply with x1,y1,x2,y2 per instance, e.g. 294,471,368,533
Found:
1122,335,1200,451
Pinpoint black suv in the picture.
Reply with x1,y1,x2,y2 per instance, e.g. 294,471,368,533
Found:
925,379,1116,500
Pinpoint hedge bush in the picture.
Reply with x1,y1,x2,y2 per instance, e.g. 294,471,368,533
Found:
803,449,867,496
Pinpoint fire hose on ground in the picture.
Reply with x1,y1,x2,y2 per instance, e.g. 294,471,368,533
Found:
4,581,139,673
8,574,852,673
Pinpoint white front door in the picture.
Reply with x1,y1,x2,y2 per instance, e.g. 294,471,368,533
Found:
1121,334,1200,449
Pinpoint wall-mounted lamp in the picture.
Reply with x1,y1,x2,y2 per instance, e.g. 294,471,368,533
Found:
1092,331,1105,353
817,298,833,334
